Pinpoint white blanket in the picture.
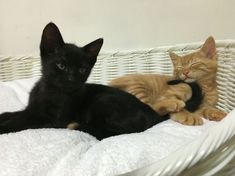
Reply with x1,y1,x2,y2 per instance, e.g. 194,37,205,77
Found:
0,78,218,176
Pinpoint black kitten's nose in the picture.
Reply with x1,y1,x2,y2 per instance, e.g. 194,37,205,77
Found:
68,75,75,82
67,69,75,82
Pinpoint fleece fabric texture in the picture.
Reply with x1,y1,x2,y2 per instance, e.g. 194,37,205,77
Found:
0,78,217,176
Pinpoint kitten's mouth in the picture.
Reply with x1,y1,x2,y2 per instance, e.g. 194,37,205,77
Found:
181,75,195,82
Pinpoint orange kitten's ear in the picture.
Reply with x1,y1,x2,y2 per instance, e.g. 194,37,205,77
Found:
200,36,216,58
169,52,180,65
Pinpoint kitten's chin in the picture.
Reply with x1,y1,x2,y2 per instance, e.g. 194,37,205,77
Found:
184,78,196,83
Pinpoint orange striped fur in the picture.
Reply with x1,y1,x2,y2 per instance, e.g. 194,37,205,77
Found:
110,37,227,125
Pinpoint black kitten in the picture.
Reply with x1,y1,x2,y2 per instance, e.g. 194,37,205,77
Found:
0,23,169,140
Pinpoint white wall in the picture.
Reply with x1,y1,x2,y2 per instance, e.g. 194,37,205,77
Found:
0,0,235,55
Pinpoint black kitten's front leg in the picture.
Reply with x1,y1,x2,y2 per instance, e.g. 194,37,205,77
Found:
0,110,50,134
0,111,31,134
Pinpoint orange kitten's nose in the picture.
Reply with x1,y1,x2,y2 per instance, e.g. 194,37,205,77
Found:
183,69,189,75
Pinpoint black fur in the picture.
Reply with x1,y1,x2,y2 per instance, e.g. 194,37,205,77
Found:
167,80,203,112
0,23,169,140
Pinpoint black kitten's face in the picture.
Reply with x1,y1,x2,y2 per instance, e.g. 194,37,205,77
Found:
54,45,93,83
42,44,94,89
40,23,103,91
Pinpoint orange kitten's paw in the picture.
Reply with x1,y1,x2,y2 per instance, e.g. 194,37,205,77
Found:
154,99,185,115
171,111,203,126
67,122,79,130
204,108,227,121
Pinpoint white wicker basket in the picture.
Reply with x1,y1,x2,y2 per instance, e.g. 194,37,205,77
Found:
1,40,235,175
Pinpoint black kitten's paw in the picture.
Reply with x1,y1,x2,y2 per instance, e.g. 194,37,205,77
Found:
0,112,18,134
0,126,9,134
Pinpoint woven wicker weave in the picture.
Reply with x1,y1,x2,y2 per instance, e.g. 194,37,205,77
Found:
0,40,235,175
1,40,235,112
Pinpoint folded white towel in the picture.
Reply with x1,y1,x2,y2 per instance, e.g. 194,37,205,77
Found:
0,78,218,176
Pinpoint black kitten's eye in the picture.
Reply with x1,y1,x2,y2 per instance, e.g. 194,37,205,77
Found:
56,63,65,70
78,68,86,74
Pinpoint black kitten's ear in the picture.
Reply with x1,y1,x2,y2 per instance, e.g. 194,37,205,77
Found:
40,22,65,56
83,38,103,58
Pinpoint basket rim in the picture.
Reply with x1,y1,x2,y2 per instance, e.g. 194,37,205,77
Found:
1,39,235,58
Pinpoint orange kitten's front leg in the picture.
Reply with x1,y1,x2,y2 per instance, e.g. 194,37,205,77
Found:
153,99,185,115
67,122,79,130
170,109,203,125
153,83,192,115
203,107,227,121
170,107,227,126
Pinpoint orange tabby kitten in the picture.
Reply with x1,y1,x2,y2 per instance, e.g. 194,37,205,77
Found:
110,37,227,125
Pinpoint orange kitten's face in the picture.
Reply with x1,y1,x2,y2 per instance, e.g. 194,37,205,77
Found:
171,52,217,83
170,36,217,83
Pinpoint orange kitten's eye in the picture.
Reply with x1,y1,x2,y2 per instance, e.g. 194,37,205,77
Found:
191,62,201,67
191,62,207,69
176,65,183,70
